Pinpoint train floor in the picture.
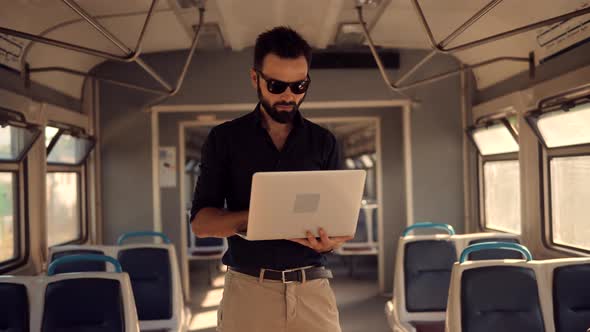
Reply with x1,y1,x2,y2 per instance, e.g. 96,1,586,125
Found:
187,255,390,331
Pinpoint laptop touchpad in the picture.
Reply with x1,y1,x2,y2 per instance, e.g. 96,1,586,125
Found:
293,193,321,213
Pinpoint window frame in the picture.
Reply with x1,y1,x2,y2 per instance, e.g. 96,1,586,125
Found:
541,142,590,255
0,158,29,273
45,164,88,248
46,126,96,167
0,112,42,163
467,118,519,156
526,100,590,150
477,152,521,234
469,115,521,234
525,97,590,255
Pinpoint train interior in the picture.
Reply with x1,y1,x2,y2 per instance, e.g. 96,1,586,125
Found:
1,0,590,331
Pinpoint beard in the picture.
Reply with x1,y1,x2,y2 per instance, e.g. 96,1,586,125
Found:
257,83,305,124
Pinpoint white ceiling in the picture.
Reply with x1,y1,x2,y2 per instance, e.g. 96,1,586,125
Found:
1,0,588,100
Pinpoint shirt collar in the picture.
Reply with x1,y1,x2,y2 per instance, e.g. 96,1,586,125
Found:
253,103,305,129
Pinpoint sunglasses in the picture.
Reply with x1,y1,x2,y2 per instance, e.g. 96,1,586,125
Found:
256,70,311,94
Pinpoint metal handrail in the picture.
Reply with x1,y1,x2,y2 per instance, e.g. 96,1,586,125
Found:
459,242,532,263
47,254,123,275
358,1,590,94
28,67,169,95
398,56,531,91
356,5,533,94
0,0,158,64
356,6,412,100
1,0,205,98
28,5,205,99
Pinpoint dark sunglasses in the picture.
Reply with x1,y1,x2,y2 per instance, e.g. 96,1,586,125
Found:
256,70,311,94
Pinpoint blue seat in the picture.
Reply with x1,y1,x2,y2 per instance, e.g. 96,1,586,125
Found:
42,278,125,332
467,238,522,260
0,281,29,332
460,266,544,332
405,240,457,312
50,249,106,274
118,248,173,321
553,263,590,332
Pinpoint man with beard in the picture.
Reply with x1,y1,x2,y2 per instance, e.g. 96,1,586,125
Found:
190,27,351,332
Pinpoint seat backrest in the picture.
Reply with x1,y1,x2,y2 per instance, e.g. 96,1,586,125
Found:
467,238,522,260
40,272,138,332
49,245,118,273
48,242,184,330
50,249,107,274
453,233,522,261
405,239,457,312
543,258,590,332
0,277,33,332
117,247,173,321
42,277,125,331
446,242,550,332
460,264,545,332
393,234,457,325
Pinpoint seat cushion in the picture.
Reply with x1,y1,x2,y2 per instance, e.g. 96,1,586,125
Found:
0,283,29,332
553,264,590,332
461,266,544,332
42,278,124,332
118,248,172,320
404,240,457,312
50,250,106,274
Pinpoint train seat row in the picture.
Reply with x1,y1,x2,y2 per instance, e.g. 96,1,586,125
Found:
0,256,139,332
447,249,590,332
386,222,521,332
48,231,189,332
0,231,189,332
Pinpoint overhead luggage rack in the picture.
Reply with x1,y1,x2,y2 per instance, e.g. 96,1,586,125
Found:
355,0,590,96
0,0,206,103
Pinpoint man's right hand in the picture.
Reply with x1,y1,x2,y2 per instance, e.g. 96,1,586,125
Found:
192,209,248,238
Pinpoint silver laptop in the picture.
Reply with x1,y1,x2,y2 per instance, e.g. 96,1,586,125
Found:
237,170,367,241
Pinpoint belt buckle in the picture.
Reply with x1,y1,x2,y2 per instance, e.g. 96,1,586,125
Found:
279,267,303,284
281,269,295,284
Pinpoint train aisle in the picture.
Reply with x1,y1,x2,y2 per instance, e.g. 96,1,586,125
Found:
187,256,389,332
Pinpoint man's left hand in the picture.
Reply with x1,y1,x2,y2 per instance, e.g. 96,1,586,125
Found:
289,228,353,253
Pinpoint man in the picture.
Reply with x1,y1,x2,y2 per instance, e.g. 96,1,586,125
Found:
190,26,351,332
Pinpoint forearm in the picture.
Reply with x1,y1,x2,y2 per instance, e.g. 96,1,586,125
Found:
191,208,248,238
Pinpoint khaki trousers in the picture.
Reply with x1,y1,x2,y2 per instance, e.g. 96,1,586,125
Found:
217,269,342,332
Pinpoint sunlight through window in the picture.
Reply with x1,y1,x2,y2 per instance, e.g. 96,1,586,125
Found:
189,309,218,331
200,288,223,308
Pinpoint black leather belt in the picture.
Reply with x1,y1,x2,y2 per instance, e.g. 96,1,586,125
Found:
230,266,333,283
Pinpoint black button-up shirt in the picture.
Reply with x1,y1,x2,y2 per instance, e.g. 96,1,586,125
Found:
190,104,341,270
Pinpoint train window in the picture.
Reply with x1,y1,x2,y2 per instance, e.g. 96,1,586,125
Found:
470,120,519,156
45,124,91,247
470,117,521,234
548,155,590,251
46,171,81,247
47,129,94,165
528,99,590,252
0,172,17,263
529,102,590,148
0,122,40,162
482,160,521,234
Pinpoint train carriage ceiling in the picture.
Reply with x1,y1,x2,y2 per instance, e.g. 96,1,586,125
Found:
0,0,588,99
